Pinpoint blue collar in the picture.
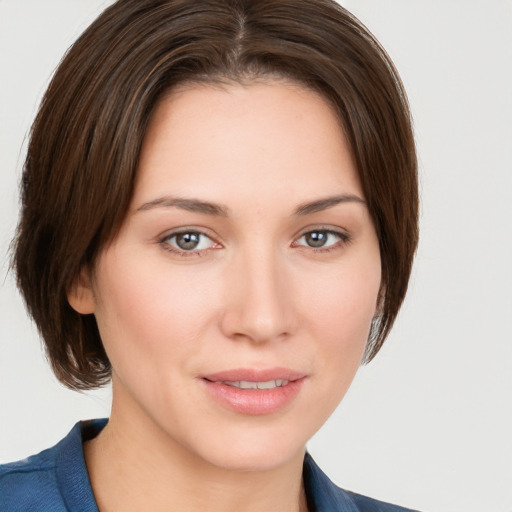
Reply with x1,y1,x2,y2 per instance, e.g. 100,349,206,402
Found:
55,419,105,511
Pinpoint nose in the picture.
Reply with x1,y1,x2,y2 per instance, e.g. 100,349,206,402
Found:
220,246,296,344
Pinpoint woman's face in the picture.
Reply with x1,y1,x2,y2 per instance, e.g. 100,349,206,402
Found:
73,82,381,472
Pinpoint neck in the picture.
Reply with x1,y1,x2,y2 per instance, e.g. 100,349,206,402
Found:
84,392,308,512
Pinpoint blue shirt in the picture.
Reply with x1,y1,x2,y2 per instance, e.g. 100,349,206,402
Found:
0,419,420,511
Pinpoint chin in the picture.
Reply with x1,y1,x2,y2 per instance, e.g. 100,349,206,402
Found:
208,447,304,473
188,425,308,473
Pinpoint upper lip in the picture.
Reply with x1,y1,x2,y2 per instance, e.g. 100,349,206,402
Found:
202,367,306,382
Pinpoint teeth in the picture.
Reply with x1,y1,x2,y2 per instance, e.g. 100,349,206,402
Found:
222,379,289,389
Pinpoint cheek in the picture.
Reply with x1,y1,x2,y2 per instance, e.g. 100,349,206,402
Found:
300,259,381,379
92,250,221,370
89,260,156,357
303,263,380,339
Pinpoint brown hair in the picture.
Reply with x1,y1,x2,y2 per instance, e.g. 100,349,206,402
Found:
13,0,418,389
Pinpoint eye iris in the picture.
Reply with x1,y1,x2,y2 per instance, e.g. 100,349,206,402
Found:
176,232,201,250
305,231,327,247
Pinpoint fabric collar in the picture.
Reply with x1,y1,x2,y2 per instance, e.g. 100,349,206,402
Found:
55,419,105,512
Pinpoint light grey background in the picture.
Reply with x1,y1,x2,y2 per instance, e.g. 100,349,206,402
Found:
1,1,511,511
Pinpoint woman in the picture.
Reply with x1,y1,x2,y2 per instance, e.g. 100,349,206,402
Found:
0,0,419,510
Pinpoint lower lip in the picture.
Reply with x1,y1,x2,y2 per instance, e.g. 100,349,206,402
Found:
201,378,305,415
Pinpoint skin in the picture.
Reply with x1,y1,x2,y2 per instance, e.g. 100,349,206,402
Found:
69,81,382,512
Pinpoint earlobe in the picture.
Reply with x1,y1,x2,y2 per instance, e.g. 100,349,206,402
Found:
67,267,96,314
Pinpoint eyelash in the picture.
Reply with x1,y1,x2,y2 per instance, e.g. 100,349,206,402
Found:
158,227,351,258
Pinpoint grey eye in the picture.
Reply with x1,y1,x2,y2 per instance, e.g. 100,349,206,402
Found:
161,230,218,255
175,232,201,250
304,231,329,247
296,230,344,249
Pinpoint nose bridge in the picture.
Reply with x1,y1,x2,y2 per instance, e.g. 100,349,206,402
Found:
222,241,294,343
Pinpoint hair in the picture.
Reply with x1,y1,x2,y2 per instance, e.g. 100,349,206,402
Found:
13,0,418,390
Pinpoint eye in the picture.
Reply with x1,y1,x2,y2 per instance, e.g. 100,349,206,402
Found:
294,229,348,250
161,231,217,253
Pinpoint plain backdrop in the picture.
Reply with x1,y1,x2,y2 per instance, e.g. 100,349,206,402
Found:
1,1,511,511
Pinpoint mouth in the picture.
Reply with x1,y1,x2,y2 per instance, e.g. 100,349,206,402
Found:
217,379,289,389
202,367,305,383
200,368,306,415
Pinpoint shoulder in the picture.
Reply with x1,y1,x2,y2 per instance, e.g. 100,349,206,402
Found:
303,453,422,512
0,419,106,512
346,491,422,512
0,442,65,511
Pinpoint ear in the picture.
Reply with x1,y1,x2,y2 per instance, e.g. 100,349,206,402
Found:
67,266,96,314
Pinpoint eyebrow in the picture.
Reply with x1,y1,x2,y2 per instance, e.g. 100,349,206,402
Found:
137,196,229,216
293,194,366,215
136,193,365,217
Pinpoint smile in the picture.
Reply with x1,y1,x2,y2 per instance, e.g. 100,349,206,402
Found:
201,368,306,415
221,379,289,389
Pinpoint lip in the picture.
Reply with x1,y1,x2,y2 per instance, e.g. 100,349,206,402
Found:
200,367,306,416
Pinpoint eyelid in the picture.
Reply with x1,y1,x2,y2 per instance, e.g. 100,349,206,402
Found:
294,224,350,239
158,225,220,241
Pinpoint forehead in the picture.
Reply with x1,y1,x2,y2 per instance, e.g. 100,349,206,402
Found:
132,81,362,211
